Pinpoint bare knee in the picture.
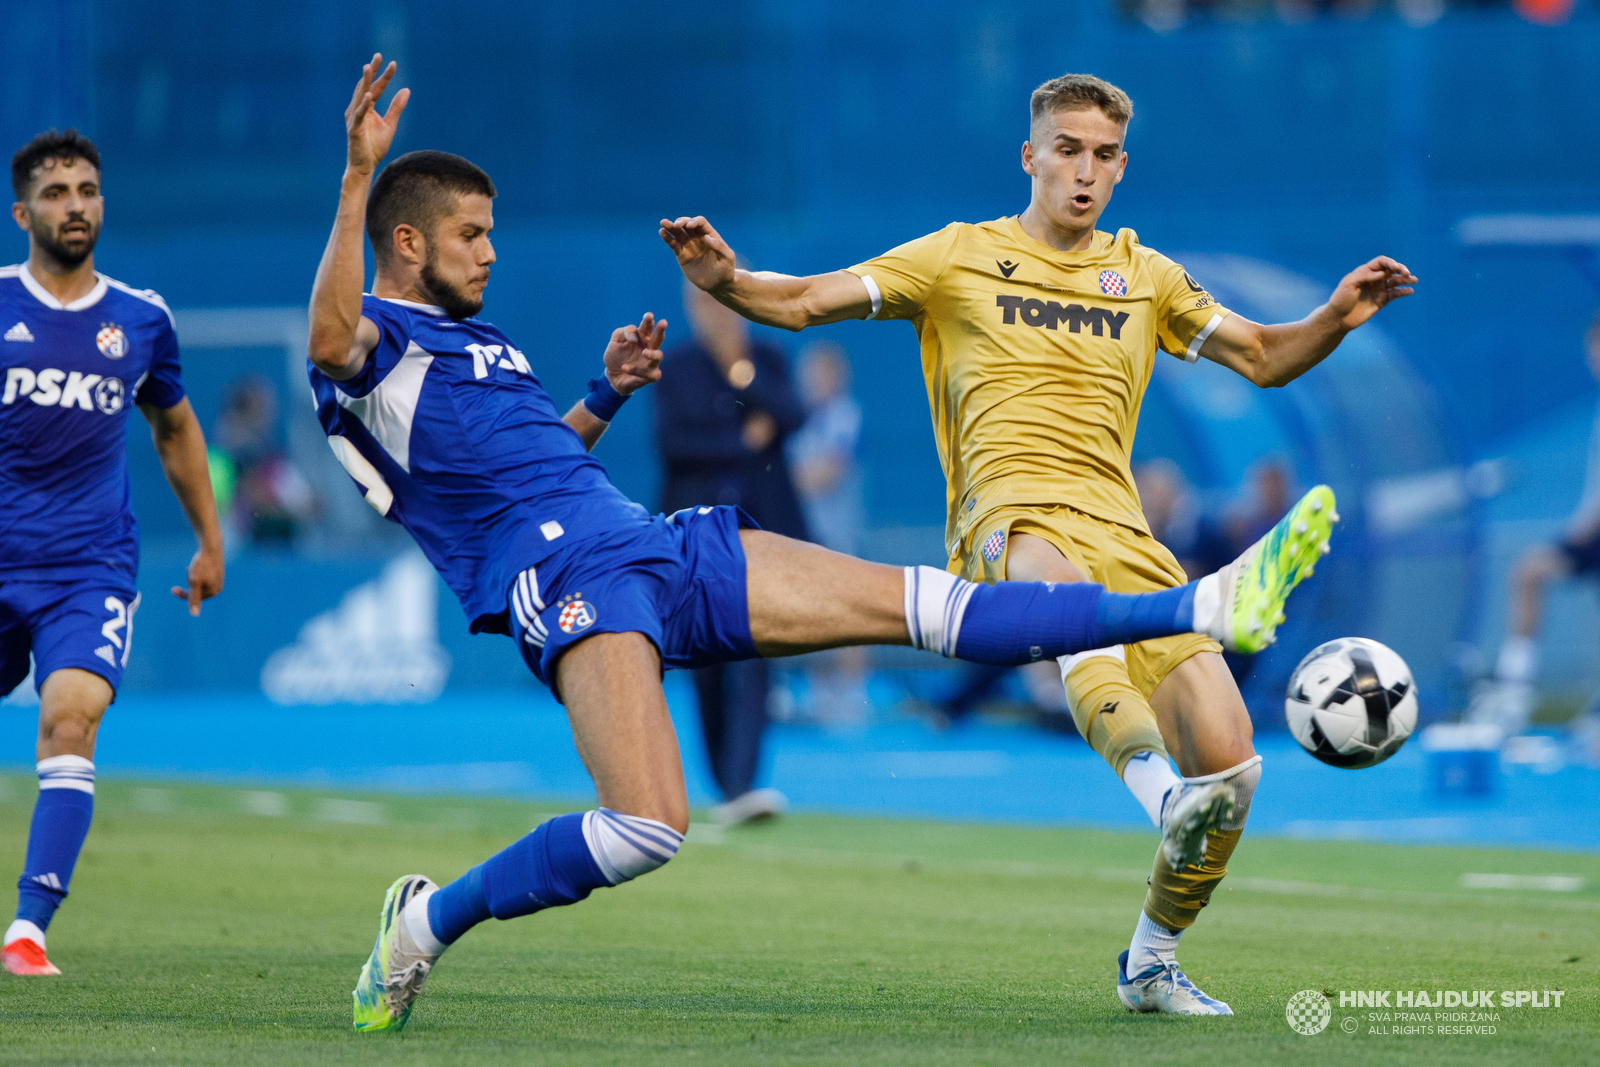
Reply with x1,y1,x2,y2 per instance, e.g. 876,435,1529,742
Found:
606,797,689,838
37,669,113,759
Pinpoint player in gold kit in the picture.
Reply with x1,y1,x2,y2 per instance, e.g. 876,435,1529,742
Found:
662,73,1414,1015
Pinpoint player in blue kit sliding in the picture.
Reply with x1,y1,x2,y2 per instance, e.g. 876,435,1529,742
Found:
315,58,1334,1031
1,130,224,975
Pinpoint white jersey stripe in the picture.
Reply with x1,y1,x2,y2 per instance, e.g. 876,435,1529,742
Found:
1184,313,1226,363
335,341,434,472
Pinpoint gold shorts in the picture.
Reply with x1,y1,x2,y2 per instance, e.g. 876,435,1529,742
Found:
955,503,1221,698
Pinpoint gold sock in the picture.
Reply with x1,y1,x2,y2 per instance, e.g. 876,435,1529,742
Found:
1063,654,1169,777
1142,826,1245,931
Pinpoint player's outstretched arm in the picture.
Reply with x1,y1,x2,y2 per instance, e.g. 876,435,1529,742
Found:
563,313,667,451
140,398,224,616
659,216,870,331
1199,256,1417,388
308,54,409,381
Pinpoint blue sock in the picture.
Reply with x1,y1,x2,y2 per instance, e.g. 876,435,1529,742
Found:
427,812,608,946
1093,584,1197,646
16,757,96,934
908,567,1198,666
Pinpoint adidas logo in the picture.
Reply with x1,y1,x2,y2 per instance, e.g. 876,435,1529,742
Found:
28,872,63,891
4,322,34,342
261,551,451,705
94,644,117,667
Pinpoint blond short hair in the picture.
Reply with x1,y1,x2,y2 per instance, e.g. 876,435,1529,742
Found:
1029,73,1134,129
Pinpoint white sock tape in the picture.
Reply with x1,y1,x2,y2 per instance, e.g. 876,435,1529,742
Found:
1057,645,1126,681
903,565,975,658
1182,754,1262,786
582,809,683,885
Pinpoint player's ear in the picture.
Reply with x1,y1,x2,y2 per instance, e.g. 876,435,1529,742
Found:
1021,140,1036,177
11,202,30,233
391,223,423,267
1114,150,1127,185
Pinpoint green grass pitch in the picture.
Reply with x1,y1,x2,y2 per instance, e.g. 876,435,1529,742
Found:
0,774,1593,1065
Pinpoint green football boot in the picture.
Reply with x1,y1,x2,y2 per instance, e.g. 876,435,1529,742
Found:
352,874,439,1032
1203,485,1338,654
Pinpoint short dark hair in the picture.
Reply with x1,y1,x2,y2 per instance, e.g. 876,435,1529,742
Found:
1030,74,1134,130
12,128,102,201
366,151,496,266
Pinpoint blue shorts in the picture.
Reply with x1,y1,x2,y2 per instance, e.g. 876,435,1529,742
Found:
507,505,759,698
1559,529,1600,576
0,577,141,698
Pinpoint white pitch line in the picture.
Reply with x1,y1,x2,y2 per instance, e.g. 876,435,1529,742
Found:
1461,873,1585,892
706,842,1600,911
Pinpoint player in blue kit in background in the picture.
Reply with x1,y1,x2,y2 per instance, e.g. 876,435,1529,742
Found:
1,130,224,975
312,57,1334,1032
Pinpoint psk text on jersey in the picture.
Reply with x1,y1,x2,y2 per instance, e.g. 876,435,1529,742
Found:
3,367,127,413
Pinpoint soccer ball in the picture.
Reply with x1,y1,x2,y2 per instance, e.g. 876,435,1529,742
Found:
1285,638,1417,769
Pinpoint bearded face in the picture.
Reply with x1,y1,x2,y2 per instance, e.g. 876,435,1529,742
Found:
18,157,103,270
419,241,485,321
30,204,100,269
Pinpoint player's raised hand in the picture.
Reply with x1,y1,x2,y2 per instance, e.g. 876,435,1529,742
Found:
1326,256,1417,330
345,53,410,175
604,312,668,396
172,542,224,618
660,217,737,292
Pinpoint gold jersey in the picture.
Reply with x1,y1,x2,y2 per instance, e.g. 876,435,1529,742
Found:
847,216,1232,557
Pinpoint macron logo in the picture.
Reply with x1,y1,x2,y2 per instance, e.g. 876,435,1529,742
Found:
4,322,34,342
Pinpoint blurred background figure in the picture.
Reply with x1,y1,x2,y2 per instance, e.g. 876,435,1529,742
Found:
1133,458,1231,581
922,659,1072,733
1472,313,1600,751
654,280,808,824
212,375,318,549
1218,458,1296,687
787,341,870,723
1224,458,1295,560
790,342,864,557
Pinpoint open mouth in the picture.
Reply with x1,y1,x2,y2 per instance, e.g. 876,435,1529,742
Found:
1072,193,1094,210
60,224,90,240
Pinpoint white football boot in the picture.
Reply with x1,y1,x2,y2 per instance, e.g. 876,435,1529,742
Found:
1117,950,1233,1016
352,874,441,1032
1156,779,1235,871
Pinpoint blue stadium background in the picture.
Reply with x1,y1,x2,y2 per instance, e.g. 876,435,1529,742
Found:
3,1,1598,836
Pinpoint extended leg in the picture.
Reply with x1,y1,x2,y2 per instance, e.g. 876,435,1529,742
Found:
1511,544,1570,640
4,668,111,977
715,658,771,801
1471,545,1572,732
353,633,688,1032
741,531,1207,661
691,664,731,797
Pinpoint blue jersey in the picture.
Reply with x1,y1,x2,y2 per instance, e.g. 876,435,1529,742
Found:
310,296,651,631
0,264,185,583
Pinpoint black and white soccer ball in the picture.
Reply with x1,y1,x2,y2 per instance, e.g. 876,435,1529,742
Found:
1285,637,1417,769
